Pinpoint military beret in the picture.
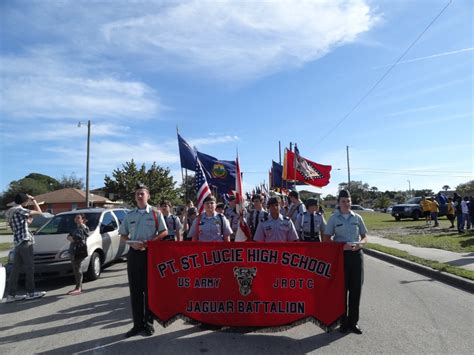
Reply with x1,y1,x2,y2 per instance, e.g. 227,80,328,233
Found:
305,198,319,207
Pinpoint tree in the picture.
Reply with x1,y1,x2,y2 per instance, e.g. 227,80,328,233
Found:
442,185,450,191
412,189,434,197
57,173,84,189
338,180,370,204
0,173,59,209
455,180,474,197
374,195,392,209
180,174,196,203
104,160,180,206
323,194,337,201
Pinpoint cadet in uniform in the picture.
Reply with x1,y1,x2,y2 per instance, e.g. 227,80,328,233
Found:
323,190,367,335
253,196,299,242
287,190,306,225
224,196,240,240
296,198,326,242
119,183,168,338
216,202,225,214
190,195,232,242
246,194,269,239
182,207,197,241
160,200,183,241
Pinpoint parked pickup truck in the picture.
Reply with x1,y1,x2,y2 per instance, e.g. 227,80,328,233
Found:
391,197,447,221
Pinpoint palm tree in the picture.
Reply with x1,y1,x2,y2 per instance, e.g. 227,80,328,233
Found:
442,185,450,191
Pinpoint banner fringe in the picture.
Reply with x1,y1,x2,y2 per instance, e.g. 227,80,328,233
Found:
153,313,344,333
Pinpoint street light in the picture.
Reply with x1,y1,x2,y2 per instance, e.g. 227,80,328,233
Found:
78,120,91,208
407,180,411,197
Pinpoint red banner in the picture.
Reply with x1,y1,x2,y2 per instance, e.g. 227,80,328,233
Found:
148,242,345,329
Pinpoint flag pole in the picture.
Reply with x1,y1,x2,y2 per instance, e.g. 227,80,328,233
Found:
177,126,187,203
293,143,297,184
279,141,282,165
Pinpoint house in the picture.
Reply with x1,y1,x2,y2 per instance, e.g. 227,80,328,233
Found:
322,199,337,209
32,188,115,214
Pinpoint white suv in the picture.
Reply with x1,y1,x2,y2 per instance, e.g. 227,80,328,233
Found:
7,208,129,281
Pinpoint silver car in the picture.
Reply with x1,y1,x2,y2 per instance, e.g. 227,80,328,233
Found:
7,208,129,281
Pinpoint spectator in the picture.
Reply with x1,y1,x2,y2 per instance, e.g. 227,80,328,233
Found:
66,213,89,295
420,196,432,226
461,196,470,230
4,193,46,302
454,193,464,233
429,196,439,227
446,198,455,228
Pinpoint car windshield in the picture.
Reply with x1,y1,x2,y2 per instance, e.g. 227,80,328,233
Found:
36,212,101,235
406,197,422,204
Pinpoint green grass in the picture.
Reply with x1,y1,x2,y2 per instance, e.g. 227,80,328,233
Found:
366,243,474,280
0,243,12,252
0,256,8,265
360,212,421,230
386,232,474,253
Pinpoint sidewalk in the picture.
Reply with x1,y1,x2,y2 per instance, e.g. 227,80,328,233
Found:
368,235,474,271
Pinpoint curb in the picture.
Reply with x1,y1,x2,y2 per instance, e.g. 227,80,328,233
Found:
364,248,474,294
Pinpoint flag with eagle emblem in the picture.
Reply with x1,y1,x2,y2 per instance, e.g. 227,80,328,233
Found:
283,148,332,187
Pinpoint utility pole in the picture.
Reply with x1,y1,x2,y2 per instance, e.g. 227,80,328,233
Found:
346,145,351,191
407,180,411,198
78,120,91,208
85,120,91,208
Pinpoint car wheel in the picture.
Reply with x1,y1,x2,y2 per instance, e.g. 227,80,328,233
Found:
412,210,421,221
85,252,101,281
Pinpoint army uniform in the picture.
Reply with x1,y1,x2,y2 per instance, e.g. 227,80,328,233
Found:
189,212,233,242
224,207,240,240
119,205,167,333
287,202,306,225
253,214,299,242
247,209,269,238
324,209,367,331
162,214,182,241
296,211,326,242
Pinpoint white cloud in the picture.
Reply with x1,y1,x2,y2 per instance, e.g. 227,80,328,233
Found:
101,0,379,80
0,51,160,119
189,135,240,147
2,122,131,142
42,139,179,176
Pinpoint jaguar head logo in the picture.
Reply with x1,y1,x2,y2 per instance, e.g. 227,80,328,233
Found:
233,266,257,296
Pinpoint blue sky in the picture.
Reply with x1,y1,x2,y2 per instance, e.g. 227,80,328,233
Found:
0,0,472,198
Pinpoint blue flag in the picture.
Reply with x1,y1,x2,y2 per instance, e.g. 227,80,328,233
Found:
272,161,295,189
197,151,236,195
177,133,196,170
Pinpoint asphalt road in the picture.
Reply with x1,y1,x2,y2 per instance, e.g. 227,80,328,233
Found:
0,256,472,354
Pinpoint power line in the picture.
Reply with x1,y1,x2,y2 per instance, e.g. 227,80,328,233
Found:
317,0,453,144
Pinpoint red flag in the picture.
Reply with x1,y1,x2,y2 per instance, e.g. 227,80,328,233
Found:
235,156,251,241
284,149,332,187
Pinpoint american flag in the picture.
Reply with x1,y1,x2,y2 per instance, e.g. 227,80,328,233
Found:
195,157,211,214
